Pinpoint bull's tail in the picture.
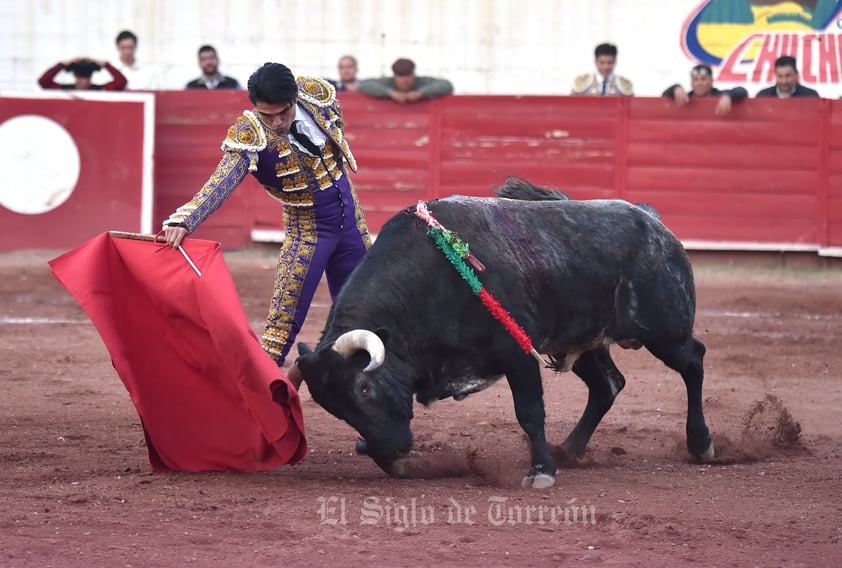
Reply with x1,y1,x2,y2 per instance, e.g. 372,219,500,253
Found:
494,175,661,220
493,176,571,201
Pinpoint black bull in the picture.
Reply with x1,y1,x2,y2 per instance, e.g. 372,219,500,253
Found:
294,194,714,488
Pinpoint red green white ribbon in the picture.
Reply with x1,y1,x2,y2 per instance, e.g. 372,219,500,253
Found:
415,201,546,366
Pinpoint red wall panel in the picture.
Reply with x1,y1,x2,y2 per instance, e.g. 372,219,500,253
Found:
0,95,149,252
149,92,841,251
7,92,838,254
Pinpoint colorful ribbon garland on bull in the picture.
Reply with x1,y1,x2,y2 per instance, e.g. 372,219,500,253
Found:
414,201,547,367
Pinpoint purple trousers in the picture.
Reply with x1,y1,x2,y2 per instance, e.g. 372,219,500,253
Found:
259,175,371,365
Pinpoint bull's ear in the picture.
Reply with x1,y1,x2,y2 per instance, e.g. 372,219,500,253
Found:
374,327,408,354
297,342,313,356
373,328,390,348
295,352,317,386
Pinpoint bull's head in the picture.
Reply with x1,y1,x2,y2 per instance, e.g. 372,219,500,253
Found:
294,329,415,475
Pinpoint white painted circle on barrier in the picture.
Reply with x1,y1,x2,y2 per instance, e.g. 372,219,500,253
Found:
0,114,81,214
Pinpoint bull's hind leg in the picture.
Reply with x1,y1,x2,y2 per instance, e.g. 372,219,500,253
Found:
648,337,714,461
559,347,625,461
505,363,557,489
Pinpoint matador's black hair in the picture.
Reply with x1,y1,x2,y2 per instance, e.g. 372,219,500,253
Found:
247,62,296,105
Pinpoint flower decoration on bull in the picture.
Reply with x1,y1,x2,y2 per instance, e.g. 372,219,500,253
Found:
415,201,547,367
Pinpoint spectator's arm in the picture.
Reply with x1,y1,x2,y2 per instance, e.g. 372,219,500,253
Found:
38,62,65,89
662,84,680,98
663,84,689,105
725,86,748,102
101,62,128,91
356,78,394,98
416,77,454,99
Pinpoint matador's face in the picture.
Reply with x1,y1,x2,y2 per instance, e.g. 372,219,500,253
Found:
254,97,298,135
595,55,616,78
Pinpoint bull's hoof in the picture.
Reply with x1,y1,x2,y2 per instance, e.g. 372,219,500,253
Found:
388,459,407,478
354,437,368,456
557,437,588,463
555,444,584,467
521,473,556,489
695,440,715,462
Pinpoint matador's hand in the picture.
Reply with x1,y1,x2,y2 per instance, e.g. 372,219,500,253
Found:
162,225,188,249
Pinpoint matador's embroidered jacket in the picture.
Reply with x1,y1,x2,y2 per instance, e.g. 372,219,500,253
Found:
571,73,634,96
163,76,358,230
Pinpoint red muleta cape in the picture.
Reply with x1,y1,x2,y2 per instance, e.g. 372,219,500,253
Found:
49,232,306,472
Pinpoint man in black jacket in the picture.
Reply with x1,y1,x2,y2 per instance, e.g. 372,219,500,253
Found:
185,45,241,90
663,64,747,115
756,56,819,98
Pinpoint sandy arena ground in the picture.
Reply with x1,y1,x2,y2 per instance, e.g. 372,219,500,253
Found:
1,247,840,567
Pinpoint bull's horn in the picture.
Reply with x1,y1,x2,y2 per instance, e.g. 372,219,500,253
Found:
332,329,385,372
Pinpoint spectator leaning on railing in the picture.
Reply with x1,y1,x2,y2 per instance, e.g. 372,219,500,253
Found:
357,58,453,103
662,64,747,115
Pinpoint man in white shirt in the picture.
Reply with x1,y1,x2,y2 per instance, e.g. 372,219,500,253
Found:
572,43,633,96
114,30,159,90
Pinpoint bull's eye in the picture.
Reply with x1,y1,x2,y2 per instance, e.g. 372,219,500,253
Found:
357,379,374,398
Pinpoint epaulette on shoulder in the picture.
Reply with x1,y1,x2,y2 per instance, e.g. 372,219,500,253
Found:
616,76,634,95
572,73,594,93
297,76,337,107
221,110,267,153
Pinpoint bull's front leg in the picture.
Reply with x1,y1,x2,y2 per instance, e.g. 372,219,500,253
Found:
650,337,714,461
506,366,556,489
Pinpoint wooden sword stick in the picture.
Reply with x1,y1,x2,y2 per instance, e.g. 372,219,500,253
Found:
108,231,203,277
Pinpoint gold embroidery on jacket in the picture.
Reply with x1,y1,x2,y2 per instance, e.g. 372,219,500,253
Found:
162,152,249,231
164,76,360,235
259,206,319,361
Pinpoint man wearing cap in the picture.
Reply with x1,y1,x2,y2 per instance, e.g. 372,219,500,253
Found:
357,57,453,103
38,57,127,91
662,64,747,115
162,63,371,369
756,56,819,98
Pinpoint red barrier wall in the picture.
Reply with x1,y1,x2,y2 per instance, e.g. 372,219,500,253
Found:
3,92,837,255
626,97,828,246
830,103,842,247
153,92,842,256
0,94,151,252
